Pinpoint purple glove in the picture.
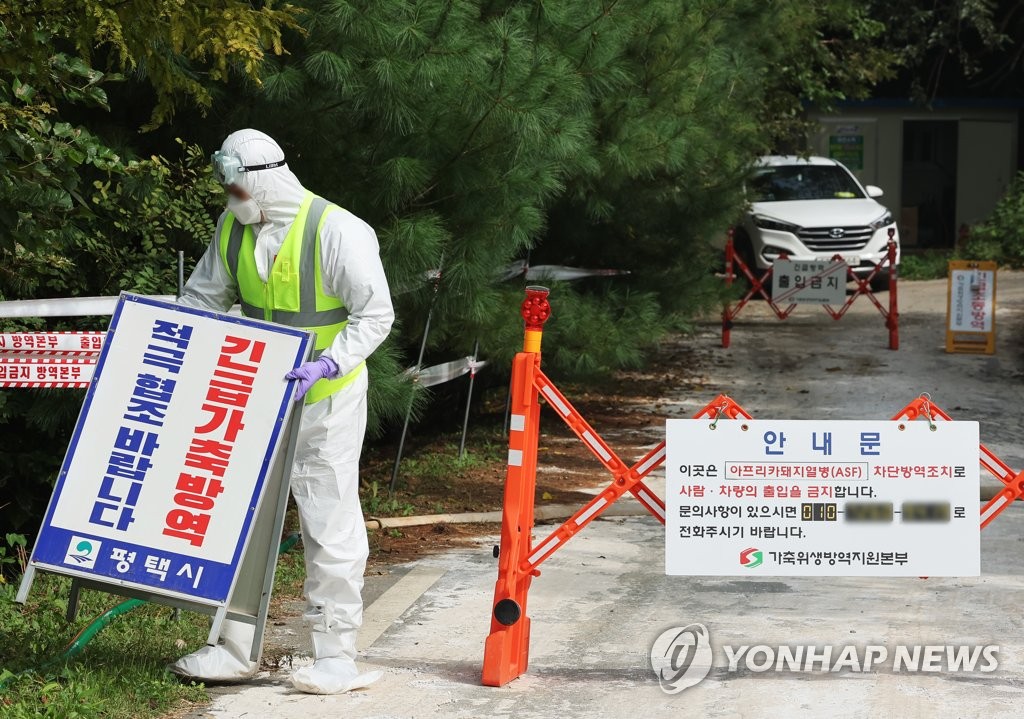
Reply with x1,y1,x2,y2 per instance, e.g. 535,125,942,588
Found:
285,356,339,402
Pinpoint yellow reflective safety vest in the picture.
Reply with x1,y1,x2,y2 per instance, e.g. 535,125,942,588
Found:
217,191,365,404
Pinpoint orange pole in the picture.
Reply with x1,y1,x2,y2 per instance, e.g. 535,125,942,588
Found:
482,286,550,687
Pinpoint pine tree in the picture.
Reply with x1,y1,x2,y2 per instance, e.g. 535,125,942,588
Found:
202,1,822,380
1,0,910,527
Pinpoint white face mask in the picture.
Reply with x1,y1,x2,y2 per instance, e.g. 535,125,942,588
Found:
227,196,263,225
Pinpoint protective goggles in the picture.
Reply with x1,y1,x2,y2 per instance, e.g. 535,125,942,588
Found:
210,150,286,186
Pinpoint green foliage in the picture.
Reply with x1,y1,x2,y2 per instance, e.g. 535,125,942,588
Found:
2,0,300,127
900,251,955,281
963,172,1024,267
225,0,830,382
361,480,416,517
0,574,208,718
873,0,1024,99
399,442,500,484
365,333,421,438
85,142,224,291
0,0,298,254
0,22,121,255
273,542,307,597
0,0,299,533
0,534,27,583
0,144,224,530
0,0,913,534
756,0,897,146
0,389,86,531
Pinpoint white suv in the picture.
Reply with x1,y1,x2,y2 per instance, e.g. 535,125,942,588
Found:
734,155,901,291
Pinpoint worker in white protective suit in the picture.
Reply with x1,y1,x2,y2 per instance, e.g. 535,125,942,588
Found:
172,129,393,694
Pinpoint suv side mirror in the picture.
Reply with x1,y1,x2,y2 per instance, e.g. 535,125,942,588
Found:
865,185,884,198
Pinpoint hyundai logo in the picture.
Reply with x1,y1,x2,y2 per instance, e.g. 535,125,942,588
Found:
829,228,846,239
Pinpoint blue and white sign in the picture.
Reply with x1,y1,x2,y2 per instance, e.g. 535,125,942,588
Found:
28,294,313,605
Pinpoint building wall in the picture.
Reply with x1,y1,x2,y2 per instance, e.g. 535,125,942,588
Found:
809,107,1019,247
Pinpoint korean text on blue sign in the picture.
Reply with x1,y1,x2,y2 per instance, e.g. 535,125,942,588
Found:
29,295,311,604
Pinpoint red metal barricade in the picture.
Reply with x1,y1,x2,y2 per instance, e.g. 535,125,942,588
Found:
722,228,899,350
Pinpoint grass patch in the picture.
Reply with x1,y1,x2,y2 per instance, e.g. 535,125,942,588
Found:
361,480,417,517
1,571,209,718
273,539,307,598
362,428,508,518
900,250,954,280
398,442,501,486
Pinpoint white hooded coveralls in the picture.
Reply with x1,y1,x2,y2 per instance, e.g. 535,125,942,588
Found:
174,129,393,692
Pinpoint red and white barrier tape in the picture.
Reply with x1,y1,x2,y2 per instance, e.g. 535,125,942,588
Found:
0,357,96,388
0,332,105,355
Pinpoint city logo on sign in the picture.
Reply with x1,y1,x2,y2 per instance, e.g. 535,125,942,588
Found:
829,228,846,239
63,536,101,569
739,547,763,568
649,623,713,693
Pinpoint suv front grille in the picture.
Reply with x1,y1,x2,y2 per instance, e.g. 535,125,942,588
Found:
797,226,873,252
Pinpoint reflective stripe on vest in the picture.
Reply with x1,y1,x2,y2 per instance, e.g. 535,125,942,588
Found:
218,193,365,404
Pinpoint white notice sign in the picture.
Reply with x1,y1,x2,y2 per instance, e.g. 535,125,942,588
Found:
665,420,980,577
771,259,847,305
949,268,994,332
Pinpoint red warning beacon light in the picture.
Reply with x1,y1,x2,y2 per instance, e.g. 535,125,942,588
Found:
521,286,551,330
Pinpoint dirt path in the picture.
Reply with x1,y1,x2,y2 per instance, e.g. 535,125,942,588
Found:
183,274,1024,717
264,272,1024,672
683,273,1024,493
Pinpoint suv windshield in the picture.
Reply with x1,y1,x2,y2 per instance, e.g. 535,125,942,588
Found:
749,165,864,202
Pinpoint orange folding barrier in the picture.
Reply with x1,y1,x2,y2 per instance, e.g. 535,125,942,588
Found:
481,289,1018,687
481,286,751,687
891,395,1024,529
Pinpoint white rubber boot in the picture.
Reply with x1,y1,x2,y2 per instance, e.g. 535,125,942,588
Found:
288,629,382,694
169,619,259,682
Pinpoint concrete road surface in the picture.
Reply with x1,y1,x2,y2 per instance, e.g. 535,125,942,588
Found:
188,274,1024,718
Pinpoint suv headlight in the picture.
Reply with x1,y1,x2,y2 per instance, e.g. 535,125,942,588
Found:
753,215,800,233
869,211,893,230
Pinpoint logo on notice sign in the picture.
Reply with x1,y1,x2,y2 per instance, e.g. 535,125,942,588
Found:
64,536,101,569
739,547,763,568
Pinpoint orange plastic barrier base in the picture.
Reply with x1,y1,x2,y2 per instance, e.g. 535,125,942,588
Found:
481,383,751,686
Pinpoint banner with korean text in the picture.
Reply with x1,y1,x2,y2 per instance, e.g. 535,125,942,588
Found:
27,294,313,605
945,260,997,354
